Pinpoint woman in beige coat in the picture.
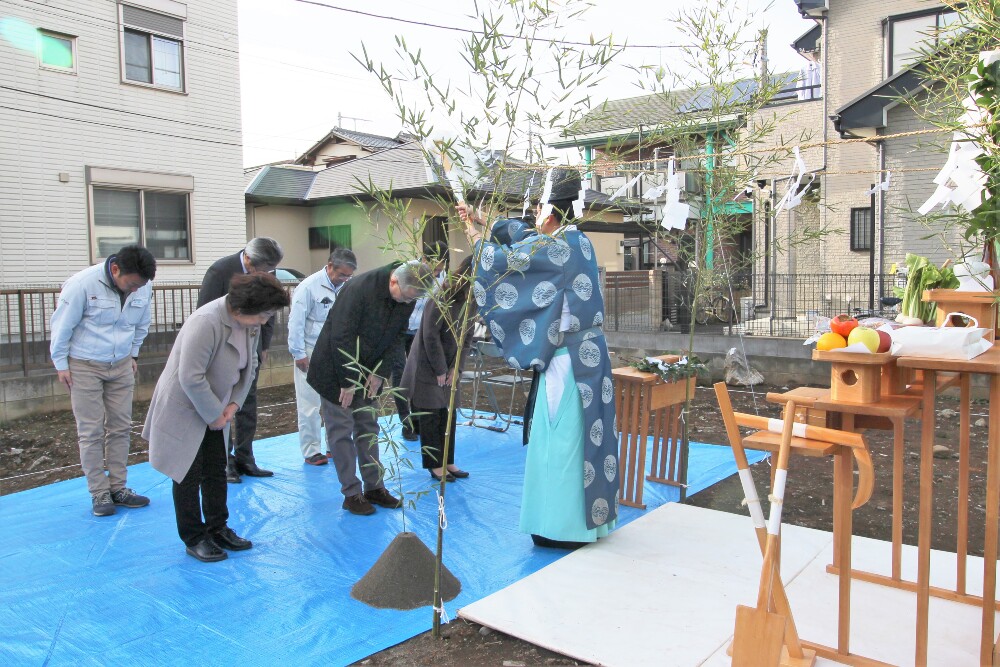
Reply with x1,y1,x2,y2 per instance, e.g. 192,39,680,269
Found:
144,274,290,562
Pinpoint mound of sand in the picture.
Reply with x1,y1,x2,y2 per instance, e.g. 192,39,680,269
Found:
351,532,462,610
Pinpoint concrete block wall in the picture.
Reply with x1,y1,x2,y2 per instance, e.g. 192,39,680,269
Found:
0,349,294,423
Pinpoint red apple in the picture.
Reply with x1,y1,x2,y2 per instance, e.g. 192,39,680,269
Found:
876,330,891,353
830,314,859,338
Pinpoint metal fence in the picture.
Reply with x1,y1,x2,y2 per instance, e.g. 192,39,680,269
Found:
0,283,290,376
1,271,898,377
602,270,900,338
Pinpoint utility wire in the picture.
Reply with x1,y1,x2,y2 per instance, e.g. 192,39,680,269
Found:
292,0,730,50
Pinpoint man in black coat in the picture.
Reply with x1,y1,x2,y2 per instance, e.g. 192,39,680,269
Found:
307,260,433,516
197,237,284,483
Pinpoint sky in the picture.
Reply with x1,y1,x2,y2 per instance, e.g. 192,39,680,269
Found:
237,0,817,168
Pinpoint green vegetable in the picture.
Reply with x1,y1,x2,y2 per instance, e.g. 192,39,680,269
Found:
892,253,959,323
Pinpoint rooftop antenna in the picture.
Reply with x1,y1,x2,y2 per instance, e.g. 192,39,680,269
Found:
336,112,372,131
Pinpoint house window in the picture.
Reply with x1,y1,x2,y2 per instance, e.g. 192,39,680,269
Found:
308,225,352,251
92,188,191,261
38,30,76,72
887,9,958,76
120,4,185,91
850,207,872,252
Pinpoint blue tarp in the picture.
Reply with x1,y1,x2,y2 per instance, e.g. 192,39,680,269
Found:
0,417,764,666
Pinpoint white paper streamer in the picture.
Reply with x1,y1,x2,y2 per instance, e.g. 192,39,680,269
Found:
608,173,643,201
866,171,892,195
660,158,689,230
766,418,807,438
918,53,998,216
774,147,814,214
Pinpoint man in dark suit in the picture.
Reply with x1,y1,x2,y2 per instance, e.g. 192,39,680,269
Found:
307,260,433,516
197,237,284,483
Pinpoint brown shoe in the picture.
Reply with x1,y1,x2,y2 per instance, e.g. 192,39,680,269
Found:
364,487,402,509
342,493,375,516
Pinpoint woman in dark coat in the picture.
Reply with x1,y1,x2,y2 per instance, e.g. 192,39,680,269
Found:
144,273,290,562
400,256,476,482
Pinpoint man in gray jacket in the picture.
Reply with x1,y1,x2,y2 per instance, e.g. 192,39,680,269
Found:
50,245,156,516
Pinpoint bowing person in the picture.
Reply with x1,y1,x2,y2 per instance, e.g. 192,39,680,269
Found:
399,256,476,482
144,273,290,562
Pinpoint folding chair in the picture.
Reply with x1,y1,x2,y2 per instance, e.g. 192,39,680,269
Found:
459,340,527,433
714,382,881,667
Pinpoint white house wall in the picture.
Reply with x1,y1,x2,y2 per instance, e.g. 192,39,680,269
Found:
0,0,244,286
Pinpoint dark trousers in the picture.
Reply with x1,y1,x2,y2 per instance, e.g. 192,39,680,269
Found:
173,427,229,547
231,356,260,465
391,334,416,434
416,405,456,470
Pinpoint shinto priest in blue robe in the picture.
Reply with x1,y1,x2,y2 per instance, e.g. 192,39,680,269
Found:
474,214,619,541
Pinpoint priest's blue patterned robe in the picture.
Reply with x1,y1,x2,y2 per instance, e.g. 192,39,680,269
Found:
474,218,618,532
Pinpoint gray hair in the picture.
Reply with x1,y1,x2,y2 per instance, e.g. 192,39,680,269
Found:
392,260,434,296
244,237,283,268
328,247,357,270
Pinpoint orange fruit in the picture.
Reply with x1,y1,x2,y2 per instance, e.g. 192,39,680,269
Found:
816,332,848,351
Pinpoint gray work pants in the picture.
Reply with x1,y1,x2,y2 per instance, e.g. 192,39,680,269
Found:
319,395,384,497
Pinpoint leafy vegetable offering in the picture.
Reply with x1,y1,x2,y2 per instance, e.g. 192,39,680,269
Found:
893,253,958,324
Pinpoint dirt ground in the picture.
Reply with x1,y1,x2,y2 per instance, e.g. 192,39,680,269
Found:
0,376,987,666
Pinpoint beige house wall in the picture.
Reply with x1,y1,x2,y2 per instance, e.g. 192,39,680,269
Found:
246,196,627,277
248,204,313,273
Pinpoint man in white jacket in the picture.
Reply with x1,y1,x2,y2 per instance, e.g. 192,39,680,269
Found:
286,247,357,465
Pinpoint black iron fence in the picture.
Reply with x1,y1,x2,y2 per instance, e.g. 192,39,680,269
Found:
1,271,899,377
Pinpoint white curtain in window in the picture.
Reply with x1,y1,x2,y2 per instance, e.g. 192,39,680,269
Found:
152,36,182,89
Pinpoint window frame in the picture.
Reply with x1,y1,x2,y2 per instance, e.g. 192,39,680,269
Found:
88,185,194,264
850,207,873,252
37,29,77,74
886,7,958,77
117,3,187,93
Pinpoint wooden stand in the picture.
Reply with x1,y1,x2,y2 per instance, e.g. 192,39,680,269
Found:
923,288,1000,341
812,350,894,404
612,355,691,510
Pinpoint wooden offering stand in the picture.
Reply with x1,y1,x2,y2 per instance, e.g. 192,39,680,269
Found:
613,354,694,509
812,350,894,404
923,288,999,341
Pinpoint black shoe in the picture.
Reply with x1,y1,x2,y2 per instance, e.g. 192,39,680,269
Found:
530,534,588,550
430,470,456,482
236,461,273,477
226,459,242,484
342,493,376,516
447,468,470,479
364,487,403,509
212,526,253,551
186,537,228,562
401,429,418,442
